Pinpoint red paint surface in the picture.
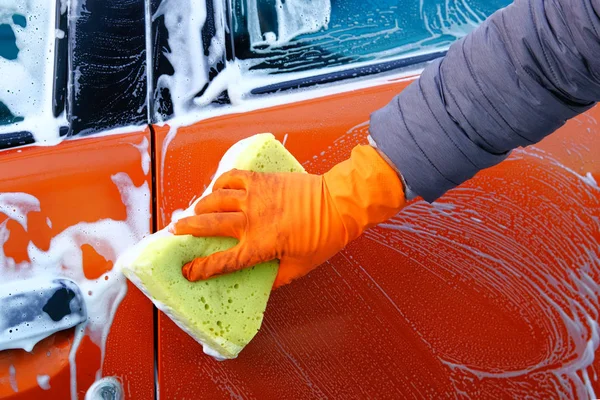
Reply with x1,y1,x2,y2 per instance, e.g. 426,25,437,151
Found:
155,79,600,398
0,132,154,399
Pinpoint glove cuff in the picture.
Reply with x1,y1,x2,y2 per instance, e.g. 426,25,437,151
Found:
368,134,418,201
323,145,406,242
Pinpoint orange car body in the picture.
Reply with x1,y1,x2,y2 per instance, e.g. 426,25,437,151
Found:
3,75,596,398
1,4,599,398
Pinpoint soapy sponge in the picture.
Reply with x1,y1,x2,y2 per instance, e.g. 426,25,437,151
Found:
121,133,305,359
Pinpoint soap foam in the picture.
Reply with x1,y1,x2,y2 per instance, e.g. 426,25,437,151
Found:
153,0,208,119
9,364,18,393
247,0,331,49
36,374,51,390
0,0,65,144
0,278,87,352
0,159,150,398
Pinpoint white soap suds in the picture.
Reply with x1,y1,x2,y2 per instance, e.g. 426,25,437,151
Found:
154,0,480,124
170,208,186,223
68,326,85,400
151,0,431,140
2,0,467,152
522,147,600,192
144,0,154,124
84,376,123,400
0,171,150,398
582,172,598,189
207,0,227,66
192,61,243,107
0,279,87,352
0,193,40,230
0,0,66,144
129,136,151,175
420,0,484,38
153,0,208,120
37,374,51,390
2,0,428,152
247,0,331,49
8,365,18,393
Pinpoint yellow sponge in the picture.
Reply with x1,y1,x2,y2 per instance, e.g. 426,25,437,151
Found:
121,133,305,359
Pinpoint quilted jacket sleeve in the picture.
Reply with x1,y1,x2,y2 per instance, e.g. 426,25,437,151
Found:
370,0,600,202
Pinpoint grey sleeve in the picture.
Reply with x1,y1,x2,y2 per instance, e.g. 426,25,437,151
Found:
369,0,600,202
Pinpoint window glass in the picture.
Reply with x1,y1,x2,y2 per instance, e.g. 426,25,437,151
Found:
233,0,511,74
0,0,58,129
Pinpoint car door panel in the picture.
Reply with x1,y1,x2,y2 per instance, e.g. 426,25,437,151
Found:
0,131,154,399
154,79,600,398
2,0,599,397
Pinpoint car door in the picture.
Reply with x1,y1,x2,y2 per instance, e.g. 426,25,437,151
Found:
0,0,154,398
152,0,600,398
1,0,599,398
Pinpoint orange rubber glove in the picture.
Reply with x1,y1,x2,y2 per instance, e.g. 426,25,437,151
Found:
171,145,406,288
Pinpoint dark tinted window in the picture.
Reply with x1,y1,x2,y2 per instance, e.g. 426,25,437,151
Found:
232,0,511,74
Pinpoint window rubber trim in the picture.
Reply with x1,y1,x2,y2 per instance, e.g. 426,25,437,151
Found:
250,50,447,95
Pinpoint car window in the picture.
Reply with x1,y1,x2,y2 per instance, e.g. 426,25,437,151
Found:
150,0,513,119
0,1,60,130
232,0,511,74
2,1,511,129
0,0,147,147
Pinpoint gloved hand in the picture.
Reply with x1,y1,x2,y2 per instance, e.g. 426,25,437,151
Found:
171,145,406,288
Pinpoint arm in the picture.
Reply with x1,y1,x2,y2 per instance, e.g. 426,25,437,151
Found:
173,0,600,288
370,0,600,202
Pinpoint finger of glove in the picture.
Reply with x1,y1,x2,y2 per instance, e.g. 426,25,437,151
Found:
182,244,259,281
195,189,245,214
272,258,315,289
214,169,251,191
171,212,245,238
